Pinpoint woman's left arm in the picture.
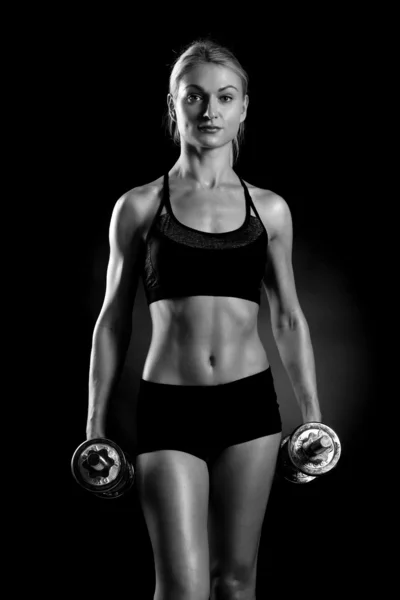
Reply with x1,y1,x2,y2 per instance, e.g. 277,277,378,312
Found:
262,192,322,424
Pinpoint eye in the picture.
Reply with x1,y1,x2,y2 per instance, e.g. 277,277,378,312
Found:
187,94,202,103
186,94,233,103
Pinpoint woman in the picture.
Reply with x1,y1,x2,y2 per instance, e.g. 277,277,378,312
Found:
86,39,322,600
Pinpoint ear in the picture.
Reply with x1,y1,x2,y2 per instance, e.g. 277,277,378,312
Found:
167,94,176,120
240,94,249,123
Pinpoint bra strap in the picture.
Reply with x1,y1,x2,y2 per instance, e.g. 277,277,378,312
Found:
238,176,263,223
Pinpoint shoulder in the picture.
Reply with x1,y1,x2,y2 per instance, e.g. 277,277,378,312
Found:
107,177,164,249
117,176,163,216
242,180,292,241
112,175,164,228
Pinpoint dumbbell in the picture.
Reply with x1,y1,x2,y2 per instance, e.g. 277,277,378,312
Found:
277,422,341,484
71,438,135,499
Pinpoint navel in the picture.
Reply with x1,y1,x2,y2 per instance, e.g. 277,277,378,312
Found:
209,354,216,368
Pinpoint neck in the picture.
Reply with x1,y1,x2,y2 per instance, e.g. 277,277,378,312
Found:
171,142,235,189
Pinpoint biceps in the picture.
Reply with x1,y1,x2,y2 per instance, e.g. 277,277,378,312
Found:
104,252,126,306
97,192,145,324
101,247,141,322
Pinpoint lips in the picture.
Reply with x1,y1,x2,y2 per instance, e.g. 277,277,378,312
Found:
198,126,221,131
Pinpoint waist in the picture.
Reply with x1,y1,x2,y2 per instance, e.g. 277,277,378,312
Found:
142,333,269,385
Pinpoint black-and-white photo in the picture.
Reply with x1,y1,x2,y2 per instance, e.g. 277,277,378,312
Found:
63,16,385,599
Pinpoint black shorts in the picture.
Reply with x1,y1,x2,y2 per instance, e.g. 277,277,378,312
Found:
135,367,282,465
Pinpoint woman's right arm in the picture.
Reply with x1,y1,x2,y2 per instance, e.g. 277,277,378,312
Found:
86,190,147,440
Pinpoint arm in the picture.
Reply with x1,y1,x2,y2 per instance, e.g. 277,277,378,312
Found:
86,191,146,438
262,194,322,423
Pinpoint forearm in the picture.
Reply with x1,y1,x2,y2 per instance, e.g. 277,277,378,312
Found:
87,318,131,432
273,316,322,423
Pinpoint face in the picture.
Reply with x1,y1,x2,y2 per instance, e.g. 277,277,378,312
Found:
169,63,248,150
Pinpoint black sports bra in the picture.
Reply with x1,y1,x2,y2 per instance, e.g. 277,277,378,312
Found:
141,172,269,306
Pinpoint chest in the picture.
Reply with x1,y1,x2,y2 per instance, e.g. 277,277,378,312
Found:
141,182,276,244
166,197,245,234
163,187,273,236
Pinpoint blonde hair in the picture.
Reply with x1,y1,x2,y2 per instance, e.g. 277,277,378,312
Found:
164,38,249,165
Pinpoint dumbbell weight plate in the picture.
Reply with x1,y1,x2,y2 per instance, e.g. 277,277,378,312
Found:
71,438,125,493
288,422,341,477
279,436,316,484
97,461,136,499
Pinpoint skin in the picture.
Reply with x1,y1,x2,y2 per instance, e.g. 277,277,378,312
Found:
87,61,322,599
143,63,262,386
168,62,249,177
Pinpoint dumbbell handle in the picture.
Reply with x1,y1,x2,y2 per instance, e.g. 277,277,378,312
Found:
87,452,112,468
302,434,332,458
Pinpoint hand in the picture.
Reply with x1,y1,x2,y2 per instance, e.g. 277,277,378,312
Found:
301,430,331,461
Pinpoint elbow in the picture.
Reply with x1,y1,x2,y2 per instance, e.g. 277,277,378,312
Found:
272,308,306,333
95,308,132,340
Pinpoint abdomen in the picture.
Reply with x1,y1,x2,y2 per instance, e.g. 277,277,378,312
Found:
142,296,269,385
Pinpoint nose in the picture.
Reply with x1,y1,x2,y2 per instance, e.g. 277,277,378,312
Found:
203,96,218,120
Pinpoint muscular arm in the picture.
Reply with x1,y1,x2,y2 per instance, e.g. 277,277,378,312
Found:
86,191,145,438
262,193,322,423
87,314,132,435
273,316,322,423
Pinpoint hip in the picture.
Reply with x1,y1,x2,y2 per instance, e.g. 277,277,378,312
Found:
137,367,280,421
136,367,282,447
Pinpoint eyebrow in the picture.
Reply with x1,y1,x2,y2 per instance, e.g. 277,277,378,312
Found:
184,84,239,92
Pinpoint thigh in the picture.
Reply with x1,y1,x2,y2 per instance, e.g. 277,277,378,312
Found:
135,449,211,597
208,432,282,582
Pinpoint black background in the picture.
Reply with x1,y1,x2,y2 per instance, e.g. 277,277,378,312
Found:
51,10,390,599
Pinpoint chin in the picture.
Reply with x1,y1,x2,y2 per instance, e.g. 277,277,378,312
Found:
195,131,225,143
